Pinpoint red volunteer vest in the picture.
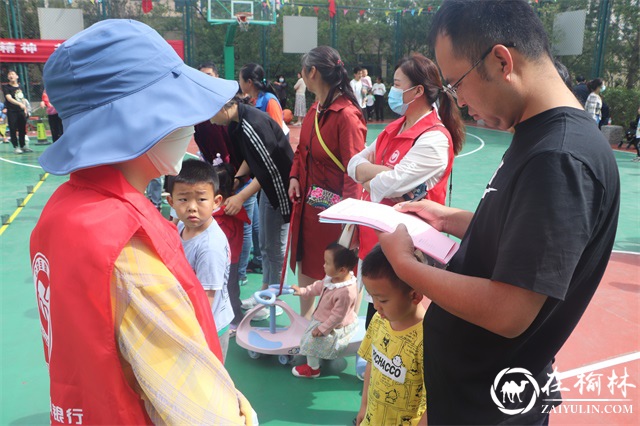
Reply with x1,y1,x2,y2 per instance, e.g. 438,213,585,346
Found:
30,166,222,425
359,112,454,259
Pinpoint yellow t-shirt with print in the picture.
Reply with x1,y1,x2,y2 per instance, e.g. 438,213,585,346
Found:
358,312,425,426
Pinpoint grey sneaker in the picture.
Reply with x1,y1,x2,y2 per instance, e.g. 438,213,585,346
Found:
22,147,33,153
251,307,270,321
249,306,283,321
14,147,23,154
241,297,258,310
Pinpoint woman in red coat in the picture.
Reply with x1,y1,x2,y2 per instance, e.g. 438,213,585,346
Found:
288,46,367,319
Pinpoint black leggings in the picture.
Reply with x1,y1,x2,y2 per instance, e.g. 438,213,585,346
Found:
7,110,26,148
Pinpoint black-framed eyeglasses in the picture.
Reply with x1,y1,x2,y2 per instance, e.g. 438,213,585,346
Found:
443,43,516,100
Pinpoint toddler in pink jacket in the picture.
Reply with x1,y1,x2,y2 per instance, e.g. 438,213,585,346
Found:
291,242,359,378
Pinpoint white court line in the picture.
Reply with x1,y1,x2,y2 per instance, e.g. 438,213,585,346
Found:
0,156,42,169
557,352,640,380
458,132,486,158
612,250,640,256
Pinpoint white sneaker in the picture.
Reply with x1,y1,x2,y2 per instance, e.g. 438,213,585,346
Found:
249,306,283,321
14,147,23,154
241,297,258,310
251,307,270,321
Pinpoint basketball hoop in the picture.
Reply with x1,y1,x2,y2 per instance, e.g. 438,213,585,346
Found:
235,12,253,31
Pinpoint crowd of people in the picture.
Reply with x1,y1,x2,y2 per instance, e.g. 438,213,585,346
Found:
28,0,621,425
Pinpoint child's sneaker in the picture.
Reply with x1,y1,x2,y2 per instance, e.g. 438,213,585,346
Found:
292,364,321,378
355,355,367,381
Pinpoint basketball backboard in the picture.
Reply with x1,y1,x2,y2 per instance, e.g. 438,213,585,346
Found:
207,0,277,26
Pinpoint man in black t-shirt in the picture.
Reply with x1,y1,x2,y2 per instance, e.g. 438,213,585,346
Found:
2,70,32,153
377,1,620,425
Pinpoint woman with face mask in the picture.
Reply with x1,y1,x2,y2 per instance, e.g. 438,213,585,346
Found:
272,74,289,110
30,20,255,425
347,53,465,327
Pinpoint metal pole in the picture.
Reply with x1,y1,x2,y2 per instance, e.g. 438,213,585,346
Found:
393,11,402,69
592,0,611,78
9,0,30,101
185,0,192,65
598,0,612,78
8,0,18,38
330,15,337,48
14,0,22,38
265,26,270,79
6,0,15,39
261,26,266,70
101,0,108,20
224,24,237,80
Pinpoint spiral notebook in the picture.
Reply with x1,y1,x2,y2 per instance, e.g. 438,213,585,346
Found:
318,198,459,265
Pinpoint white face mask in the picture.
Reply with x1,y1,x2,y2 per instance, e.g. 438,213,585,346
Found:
146,126,194,176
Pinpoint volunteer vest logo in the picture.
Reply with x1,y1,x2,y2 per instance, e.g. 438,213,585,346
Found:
388,149,401,165
490,367,541,415
372,344,407,383
32,252,52,365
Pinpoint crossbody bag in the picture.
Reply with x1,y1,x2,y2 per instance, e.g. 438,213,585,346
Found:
305,110,346,210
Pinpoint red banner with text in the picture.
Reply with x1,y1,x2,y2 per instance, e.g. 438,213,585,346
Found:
0,39,184,63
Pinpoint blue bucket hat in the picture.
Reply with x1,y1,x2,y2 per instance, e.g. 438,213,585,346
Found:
39,19,238,175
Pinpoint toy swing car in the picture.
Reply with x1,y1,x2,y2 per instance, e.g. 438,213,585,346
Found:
235,285,366,365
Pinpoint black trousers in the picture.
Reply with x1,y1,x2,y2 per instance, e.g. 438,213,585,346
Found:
48,114,64,142
374,95,385,121
7,110,26,148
